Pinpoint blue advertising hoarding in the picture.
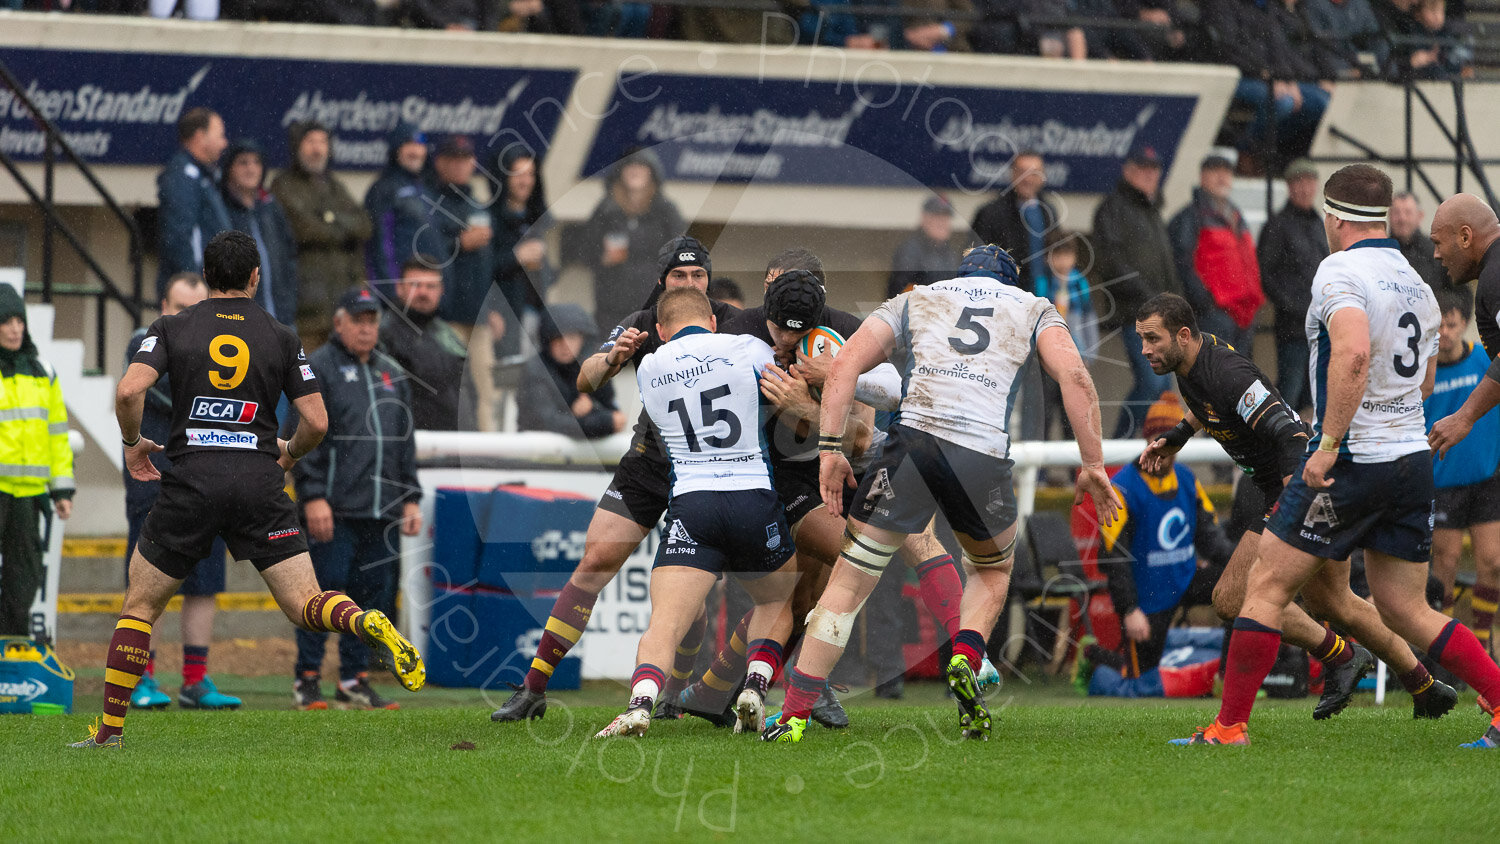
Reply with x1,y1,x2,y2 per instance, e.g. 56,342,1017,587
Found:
582,73,1198,193
0,48,577,169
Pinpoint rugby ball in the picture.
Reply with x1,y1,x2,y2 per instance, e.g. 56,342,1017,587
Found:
798,326,845,359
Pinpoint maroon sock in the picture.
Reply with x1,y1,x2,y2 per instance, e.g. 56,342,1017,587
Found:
1428,619,1500,703
1218,618,1283,728
523,582,598,693
663,611,708,699
1397,662,1435,697
779,668,825,721
97,616,153,742
1309,627,1353,667
915,554,962,642
1473,585,1498,649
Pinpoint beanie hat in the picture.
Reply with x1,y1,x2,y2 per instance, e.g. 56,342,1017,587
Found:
1142,392,1186,442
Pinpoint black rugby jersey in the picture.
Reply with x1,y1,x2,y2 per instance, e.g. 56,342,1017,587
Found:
1176,334,1308,479
131,295,319,461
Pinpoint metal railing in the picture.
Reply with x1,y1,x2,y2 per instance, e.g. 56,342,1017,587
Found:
0,57,144,372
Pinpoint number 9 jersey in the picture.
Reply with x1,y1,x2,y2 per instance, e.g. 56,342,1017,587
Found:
636,328,776,496
1305,238,1440,462
131,295,320,462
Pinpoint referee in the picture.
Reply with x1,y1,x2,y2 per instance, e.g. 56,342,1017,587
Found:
71,231,424,749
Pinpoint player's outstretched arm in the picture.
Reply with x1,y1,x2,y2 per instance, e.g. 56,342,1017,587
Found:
1036,325,1120,526
577,327,647,393
280,392,329,471
1304,307,1370,488
1431,371,1500,457
116,362,165,482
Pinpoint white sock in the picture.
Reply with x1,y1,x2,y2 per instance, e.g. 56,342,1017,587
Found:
630,677,661,703
747,660,774,689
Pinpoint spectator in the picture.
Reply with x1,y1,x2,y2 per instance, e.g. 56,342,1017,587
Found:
571,149,685,334
1168,153,1265,353
155,107,230,297
518,304,625,439
1201,0,1329,167
1035,228,1099,438
1272,0,1348,84
220,139,299,327
400,0,481,28
1302,0,1383,78
901,0,974,50
971,149,1058,292
1385,0,1473,80
1074,0,1155,60
150,0,217,19
887,195,961,298
708,277,745,309
121,272,240,710
1256,158,1326,409
379,257,473,431
1423,288,1500,650
0,284,73,635
1090,144,1179,438
271,120,372,350
364,123,439,295
1077,396,1232,697
1390,191,1456,292
492,147,554,359
292,287,422,711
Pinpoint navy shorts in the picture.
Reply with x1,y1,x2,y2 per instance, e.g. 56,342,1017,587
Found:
849,424,1016,541
1266,450,1434,563
655,488,795,578
1433,472,1500,531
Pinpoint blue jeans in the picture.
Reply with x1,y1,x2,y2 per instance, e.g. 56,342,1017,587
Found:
1113,320,1175,439
294,518,400,681
1234,80,1330,156
1276,336,1310,411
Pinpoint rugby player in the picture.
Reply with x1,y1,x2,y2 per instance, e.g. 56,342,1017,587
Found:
1135,292,1457,720
491,236,731,723
1426,195,1500,452
72,231,423,748
1172,165,1500,747
764,245,1120,743
595,288,799,738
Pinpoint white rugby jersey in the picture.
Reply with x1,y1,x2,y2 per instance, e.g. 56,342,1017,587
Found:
637,328,776,495
870,275,1067,459
1305,238,1440,463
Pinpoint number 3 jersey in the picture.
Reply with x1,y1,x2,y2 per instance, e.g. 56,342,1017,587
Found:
1306,238,1439,463
131,295,320,461
870,276,1067,460
636,328,776,496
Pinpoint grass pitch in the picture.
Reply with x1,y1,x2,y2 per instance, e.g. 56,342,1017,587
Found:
6,677,1498,843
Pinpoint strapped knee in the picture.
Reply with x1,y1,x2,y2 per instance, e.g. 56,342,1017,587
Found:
964,536,1016,571
839,530,898,577
805,600,867,649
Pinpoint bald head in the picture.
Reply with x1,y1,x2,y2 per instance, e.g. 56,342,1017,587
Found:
1431,193,1500,284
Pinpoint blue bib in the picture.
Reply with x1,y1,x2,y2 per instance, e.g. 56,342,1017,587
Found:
1424,343,1500,489
1113,465,1201,615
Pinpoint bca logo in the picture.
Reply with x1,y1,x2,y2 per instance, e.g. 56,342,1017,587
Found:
677,252,697,262
531,530,586,562
189,396,258,424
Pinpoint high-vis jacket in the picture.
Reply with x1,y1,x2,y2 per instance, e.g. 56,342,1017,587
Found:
0,356,74,500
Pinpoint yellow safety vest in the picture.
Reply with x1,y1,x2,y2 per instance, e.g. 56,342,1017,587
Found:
0,359,73,499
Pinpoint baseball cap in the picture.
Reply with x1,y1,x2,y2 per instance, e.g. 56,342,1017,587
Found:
1201,153,1234,171
764,270,826,331
657,235,712,282
336,286,381,316
434,134,475,158
1284,158,1319,181
1126,144,1163,168
922,195,955,216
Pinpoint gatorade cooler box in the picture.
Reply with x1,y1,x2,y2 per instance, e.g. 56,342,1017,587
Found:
0,637,74,714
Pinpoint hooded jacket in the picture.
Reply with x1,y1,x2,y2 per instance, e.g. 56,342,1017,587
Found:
156,146,232,297
570,150,686,334
364,123,441,288
492,148,555,324
221,139,300,326
1089,178,1181,329
0,285,73,501
293,332,420,520
270,121,373,326
518,304,619,439
1169,187,1265,330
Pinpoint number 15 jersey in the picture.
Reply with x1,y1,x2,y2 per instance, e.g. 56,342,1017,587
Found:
132,295,320,462
636,327,775,496
1306,238,1440,463
870,276,1067,460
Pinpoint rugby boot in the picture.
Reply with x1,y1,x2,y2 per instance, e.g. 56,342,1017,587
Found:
977,656,1001,693
653,696,686,720
1313,644,1374,720
1412,677,1459,720
945,655,992,741
357,610,425,692
130,674,171,710
1070,636,1096,697
595,706,652,739
335,676,399,710
1460,715,1500,749
733,688,766,735
810,684,849,729
293,674,327,711
491,686,547,722
67,718,122,749
761,715,806,743
678,681,738,728
178,676,242,710
1170,720,1249,746
1479,693,1494,716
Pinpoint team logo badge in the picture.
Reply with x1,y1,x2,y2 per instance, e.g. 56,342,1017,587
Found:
667,519,696,545
138,336,157,354
869,468,895,501
341,365,358,382
766,523,782,549
300,364,315,381
1303,492,1340,528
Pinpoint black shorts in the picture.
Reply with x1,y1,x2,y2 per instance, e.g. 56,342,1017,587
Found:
775,459,825,525
138,453,308,578
1433,473,1500,531
656,488,796,577
1266,450,1434,563
598,444,671,528
849,424,1016,541
127,505,227,596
